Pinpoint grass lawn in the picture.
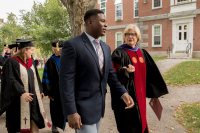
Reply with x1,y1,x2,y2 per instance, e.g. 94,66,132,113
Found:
175,102,200,133
165,60,200,132
163,61,200,86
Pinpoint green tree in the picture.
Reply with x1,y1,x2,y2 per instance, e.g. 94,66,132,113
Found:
21,0,71,55
60,0,97,37
0,13,24,50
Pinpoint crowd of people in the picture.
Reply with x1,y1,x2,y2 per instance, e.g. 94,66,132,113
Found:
0,8,168,133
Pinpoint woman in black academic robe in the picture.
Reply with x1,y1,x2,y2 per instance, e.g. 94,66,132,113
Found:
111,24,168,133
0,40,45,133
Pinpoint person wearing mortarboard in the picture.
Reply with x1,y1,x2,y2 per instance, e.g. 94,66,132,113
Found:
42,39,66,133
9,43,19,55
0,43,18,78
0,39,51,133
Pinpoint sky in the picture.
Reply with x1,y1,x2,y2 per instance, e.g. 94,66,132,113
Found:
0,0,45,22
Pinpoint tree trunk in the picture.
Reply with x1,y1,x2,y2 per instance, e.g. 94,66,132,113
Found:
60,0,97,37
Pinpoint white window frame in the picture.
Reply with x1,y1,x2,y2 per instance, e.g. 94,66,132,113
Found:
100,0,107,15
115,0,123,21
134,0,139,18
152,24,162,47
152,0,162,9
115,32,123,48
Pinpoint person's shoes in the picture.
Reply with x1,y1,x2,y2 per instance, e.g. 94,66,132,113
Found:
52,125,59,133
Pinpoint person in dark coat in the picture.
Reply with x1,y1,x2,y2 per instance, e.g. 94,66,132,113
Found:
42,39,66,133
0,43,18,67
111,24,169,133
0,40,46,133
59,9,134,133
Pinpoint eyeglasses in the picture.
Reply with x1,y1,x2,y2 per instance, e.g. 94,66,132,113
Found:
124,33,137,37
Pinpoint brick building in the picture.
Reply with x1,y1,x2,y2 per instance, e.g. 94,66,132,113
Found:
97,0,200,58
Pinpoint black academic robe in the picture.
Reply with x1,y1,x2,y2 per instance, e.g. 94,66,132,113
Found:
42,55,66,129
111,45,168,133
0,57,45,132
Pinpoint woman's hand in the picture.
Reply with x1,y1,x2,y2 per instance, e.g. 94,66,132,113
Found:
21,92,34,102
41,93,44,99
123,64,135,73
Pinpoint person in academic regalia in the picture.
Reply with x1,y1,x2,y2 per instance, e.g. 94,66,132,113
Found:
111,24,169,133
42,39,66,133
0,39,46,133
0,43,18,81
0,43,18,66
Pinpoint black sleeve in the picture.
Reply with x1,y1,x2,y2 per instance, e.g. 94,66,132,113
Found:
112,49,130,84
107,47,127,98
142,49,169,98
59,41,77,118
0,59,25,115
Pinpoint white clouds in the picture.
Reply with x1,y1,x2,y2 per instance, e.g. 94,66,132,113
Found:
0,0,45,21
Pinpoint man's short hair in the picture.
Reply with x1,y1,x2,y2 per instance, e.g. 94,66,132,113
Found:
84,9,104,22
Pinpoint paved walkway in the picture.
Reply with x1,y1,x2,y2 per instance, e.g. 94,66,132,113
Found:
1,58,199,133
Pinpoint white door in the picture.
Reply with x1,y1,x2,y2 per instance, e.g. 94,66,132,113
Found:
176,24,188,52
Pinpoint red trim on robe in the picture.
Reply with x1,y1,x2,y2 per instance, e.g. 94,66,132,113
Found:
20,129,31,133
12,56,33,69
125,49,147,133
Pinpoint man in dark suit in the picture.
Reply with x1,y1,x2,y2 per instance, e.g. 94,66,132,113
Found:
59,9,134,133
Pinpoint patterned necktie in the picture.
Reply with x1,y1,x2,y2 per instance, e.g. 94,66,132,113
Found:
94,39,104,74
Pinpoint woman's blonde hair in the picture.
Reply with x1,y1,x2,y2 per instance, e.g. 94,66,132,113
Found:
15,46,33,58
123,24,141,43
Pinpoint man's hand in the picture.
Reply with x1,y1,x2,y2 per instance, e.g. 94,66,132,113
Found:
121,93,134,109
67,113,82,129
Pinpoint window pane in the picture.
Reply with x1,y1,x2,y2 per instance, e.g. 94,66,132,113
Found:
135,10,138,17
154,0,161,7
134,1,139,17
101,2,105,8
179,32,182,40
154,36,160,45
116,4,122,19
184,32,187,40
100,36,106,42
117,41,122,47
154,26,160,35
115,0,122,4
116,33,122,47
178,0,187,2
184,25,187,30
117,33,122,41
179,26,182,30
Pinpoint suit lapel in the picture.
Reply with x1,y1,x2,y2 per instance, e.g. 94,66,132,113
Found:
81,33,101,72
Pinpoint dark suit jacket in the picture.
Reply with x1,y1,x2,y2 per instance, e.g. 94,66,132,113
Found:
59,33,127,124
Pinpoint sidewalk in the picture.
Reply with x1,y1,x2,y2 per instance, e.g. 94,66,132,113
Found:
0,58,198,133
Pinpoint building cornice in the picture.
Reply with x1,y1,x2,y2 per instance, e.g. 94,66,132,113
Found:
138,9,200,22
107,24,128,30
107,9,200,30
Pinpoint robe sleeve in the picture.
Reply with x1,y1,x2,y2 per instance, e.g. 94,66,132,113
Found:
142,49,169,98
0,58,25,115
42,59,53,96
111,49,130,84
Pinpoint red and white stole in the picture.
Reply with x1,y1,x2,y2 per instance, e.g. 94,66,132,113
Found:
20,64,51,133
